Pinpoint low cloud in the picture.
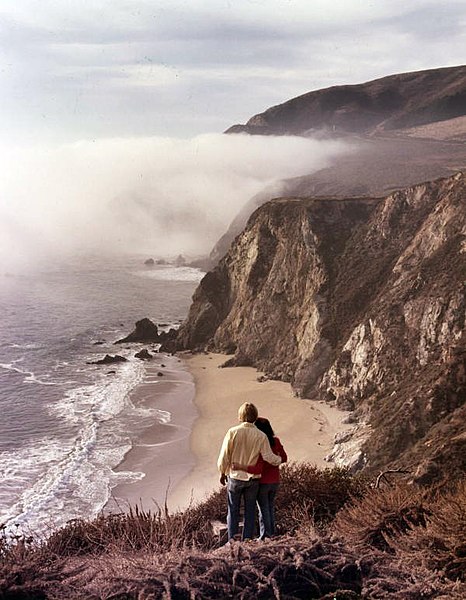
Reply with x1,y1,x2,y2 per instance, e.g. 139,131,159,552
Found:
0,133,351,270
2,1,465,141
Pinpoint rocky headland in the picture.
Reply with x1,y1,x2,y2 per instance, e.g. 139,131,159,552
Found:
177,172,466,482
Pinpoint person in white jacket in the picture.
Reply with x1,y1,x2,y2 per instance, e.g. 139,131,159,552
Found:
217,402,281,540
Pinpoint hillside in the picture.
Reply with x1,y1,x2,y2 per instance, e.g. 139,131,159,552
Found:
226,65,466,137
205,66,466,268
177,172,466,481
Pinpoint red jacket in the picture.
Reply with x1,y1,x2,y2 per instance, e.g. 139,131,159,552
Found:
247,437,287,484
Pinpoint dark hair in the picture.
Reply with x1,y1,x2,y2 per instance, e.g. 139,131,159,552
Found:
255,417,275,448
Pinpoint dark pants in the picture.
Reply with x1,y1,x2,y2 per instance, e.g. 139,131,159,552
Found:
257,483,279,539
227,477,260,540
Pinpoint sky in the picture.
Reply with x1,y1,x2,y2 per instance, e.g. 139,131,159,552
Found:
0,1,465,268
1,0,465,142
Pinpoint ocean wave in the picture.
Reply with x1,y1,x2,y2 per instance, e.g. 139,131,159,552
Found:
127,404,171,422
0,352,177,537
51,356,145,423
135,266,205,282
7,342,41,350
156,409,171,424
0,361,58,386
0,432,135,537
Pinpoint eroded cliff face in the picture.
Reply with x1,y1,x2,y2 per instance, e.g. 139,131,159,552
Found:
177,173,465,479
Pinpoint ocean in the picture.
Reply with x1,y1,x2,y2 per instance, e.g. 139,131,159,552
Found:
0,255,203,537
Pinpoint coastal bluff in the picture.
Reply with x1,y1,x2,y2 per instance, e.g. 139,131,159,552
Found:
177,172,466,482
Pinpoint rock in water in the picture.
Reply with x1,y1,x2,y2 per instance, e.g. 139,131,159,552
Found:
135,349,153,360
116,318,159,344
158,328,178,353
174,254,186,267
144,258,155,266
88,354,128,365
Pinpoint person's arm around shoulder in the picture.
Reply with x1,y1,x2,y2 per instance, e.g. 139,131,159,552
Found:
259,434,281,466
275,437,288,463
232,455,264,475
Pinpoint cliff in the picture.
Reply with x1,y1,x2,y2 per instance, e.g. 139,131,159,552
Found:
178,172,466,481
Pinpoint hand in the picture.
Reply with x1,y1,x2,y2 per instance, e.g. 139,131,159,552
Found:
220,473,227,486
232,463,247,471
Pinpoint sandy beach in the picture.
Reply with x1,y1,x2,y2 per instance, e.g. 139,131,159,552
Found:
168,353,351,511
109,352,351,513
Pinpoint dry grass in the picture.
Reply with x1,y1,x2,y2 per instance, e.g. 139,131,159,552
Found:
2,468,465,599
276,463,368,532
332,479,466,598
37,534,364,600
383,479,466,582
43,464,363,558
45,502,218,557
332,483,431,552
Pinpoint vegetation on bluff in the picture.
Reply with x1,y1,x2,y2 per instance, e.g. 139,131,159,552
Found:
1,464,465,599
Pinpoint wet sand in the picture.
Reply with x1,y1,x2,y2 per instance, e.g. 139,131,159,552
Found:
108,353,197,513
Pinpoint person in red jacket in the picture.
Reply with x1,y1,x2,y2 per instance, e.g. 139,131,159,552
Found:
233,417,287,539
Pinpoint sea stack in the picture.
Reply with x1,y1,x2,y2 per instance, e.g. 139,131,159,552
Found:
116,318,160,344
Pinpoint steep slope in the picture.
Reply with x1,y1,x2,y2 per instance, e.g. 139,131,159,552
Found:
178,173,466,480
226,65,466,136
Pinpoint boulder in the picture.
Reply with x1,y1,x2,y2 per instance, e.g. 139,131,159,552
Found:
158,328,177,342
159,328,179,353
135,349,153,360
88,354,127,365
144,258,155,266
115,318,159,344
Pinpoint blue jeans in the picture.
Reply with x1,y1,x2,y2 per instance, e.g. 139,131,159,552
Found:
227,477,260,540
257,483,279,539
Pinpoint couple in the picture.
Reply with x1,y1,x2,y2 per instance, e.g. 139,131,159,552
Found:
217,402,287,541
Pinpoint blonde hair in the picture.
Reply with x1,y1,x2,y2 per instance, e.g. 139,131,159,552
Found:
238,402,258,423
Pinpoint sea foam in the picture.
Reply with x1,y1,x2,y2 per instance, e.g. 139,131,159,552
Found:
0,355,156,537
136,266,205,282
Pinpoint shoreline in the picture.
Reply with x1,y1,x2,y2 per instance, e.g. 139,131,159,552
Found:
107,353,197,513
169,353,352,511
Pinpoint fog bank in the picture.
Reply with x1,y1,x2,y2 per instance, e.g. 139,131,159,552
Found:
0,133,351,271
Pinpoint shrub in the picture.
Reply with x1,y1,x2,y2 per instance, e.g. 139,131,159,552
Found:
387,479,466,582
45,463,363,557
332,483,431,552
45,502,219,557
276,463,369,533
